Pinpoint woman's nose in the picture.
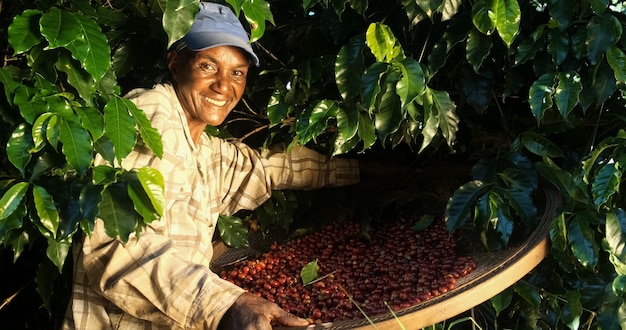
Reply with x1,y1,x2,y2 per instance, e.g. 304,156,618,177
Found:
210,72,229,93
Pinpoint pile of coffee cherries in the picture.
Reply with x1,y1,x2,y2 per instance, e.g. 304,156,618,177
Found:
219,215,476,323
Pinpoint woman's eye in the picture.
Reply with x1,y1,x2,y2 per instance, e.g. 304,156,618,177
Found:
232,70,247,79
199,62,214,71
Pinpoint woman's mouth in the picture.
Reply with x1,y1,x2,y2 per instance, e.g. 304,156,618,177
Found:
204,96,226,107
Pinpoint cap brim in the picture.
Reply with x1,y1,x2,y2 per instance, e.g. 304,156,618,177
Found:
184,32,259,66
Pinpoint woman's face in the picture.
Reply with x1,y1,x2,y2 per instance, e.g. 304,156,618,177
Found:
168,45,249,134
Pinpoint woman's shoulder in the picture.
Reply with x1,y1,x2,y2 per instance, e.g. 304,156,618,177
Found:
124,84,176,109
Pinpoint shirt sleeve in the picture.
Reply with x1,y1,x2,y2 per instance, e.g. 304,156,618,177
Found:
81,222,245,329
211,140,360,215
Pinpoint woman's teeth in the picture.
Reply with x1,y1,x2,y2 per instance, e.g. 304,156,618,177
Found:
205,97,226,106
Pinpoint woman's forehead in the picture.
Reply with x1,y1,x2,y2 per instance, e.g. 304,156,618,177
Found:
192,46,251,67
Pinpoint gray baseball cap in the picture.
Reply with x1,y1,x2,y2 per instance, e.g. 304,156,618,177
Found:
174,2,259,66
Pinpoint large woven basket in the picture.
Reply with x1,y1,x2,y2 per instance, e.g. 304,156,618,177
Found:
210,184,561,329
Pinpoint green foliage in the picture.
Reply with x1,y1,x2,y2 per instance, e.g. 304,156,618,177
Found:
3,0,626,329
300,260,319,286
217,214,249,248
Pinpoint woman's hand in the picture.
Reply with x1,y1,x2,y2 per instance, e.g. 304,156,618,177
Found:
218,292,310,330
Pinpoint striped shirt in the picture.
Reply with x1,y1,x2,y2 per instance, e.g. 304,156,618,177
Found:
62,83,359,329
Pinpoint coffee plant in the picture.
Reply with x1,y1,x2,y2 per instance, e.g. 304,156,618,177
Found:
1,0,626,329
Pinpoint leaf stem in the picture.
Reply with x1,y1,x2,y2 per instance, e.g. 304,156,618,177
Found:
383,301,406,330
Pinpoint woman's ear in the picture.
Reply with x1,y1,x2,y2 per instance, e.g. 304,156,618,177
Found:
167,50,180,81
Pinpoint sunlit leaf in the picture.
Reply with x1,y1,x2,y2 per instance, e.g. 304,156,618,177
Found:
7,123,34,177
366,23,403,62
430,88,459,148
267,92,287,126
32,185,60,238
217,214,249,248
555,72,582,120
550,213,567,252
31,113,56,153
76,107,104,141
40,7,80,48
126,171,160,224
45,237,71,272
297,100,339,145
607,45,626,82
92,165,118,185
471,0,496,35
529,73,556,123
613,275,626,294
591,162,621,209
395,57,425,110
225,0,246,15
581,142,617,184
59,119,93,177
126,99,163,158
0,182,29,220
55,53,96,103
14,85,45,124
242,0,274,43
420,89,438,153
301,260,320,285
605,210,626,263
64,14,111,82
493,0,521,47
7,9,43,54
136,167,165,217
104,97,137,164
163,0,198,48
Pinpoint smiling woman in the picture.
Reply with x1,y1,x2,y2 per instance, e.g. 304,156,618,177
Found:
3,0,626,329
168,46,250,143
61,3,360,330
